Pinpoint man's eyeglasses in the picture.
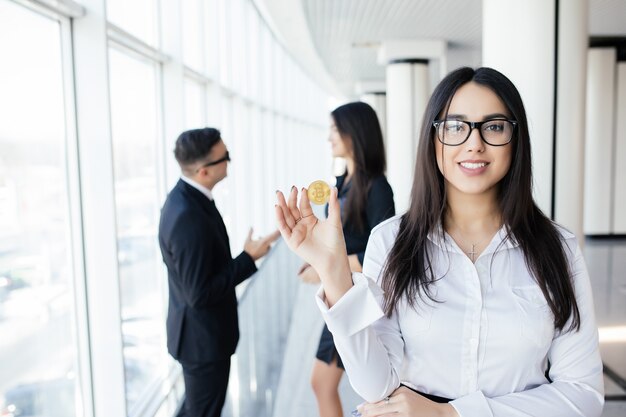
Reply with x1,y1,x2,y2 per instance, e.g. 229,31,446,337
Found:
197,151,230,171
432,119,517,146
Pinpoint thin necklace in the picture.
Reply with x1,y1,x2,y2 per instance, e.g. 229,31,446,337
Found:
447,222,487,262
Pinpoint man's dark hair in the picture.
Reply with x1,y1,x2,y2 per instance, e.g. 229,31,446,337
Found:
174,128,222,172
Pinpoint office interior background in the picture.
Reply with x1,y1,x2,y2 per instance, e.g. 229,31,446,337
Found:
0,0,624,416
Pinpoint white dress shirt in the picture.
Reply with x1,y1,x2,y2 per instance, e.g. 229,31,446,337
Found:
181,175,213,201
316,215,604,417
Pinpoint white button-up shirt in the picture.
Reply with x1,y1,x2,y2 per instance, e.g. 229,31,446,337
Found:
181,175,213,201
317,215,604,417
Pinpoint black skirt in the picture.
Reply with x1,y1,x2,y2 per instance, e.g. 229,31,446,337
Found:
315,324,345,369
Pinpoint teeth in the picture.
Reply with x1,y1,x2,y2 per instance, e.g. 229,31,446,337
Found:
460,162,487,169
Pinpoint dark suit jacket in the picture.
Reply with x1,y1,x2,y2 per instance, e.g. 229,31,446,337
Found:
158,179,257,363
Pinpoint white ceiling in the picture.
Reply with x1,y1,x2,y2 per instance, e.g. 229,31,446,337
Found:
256,0,626,98
302,0,483,94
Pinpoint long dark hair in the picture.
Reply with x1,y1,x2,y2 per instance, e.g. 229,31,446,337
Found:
381,67,580,332
332,102,386,231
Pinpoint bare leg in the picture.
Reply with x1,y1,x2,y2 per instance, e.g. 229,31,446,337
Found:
311,357,344,417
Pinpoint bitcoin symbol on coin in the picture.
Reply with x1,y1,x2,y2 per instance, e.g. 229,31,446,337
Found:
307,180,331,205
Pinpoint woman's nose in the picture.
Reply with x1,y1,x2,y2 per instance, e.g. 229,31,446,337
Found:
465,127,485,151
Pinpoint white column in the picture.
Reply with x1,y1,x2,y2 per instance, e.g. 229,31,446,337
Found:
612,63,626,233
73,0,126,415
584,48,617,234
386,60,430,213
554,0,588,240
483,0,555,215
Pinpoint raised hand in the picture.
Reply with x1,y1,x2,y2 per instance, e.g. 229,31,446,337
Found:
243,228,281,261
275,186,352,305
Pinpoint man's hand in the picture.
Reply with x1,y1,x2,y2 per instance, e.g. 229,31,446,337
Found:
244,228,281,261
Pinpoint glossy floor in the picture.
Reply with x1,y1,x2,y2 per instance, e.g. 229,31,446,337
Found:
586,237,626,415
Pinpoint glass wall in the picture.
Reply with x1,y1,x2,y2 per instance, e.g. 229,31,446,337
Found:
108,47,169,413
0,0,331,415
107,0,157,46
184,78,206,129
0,2,81,416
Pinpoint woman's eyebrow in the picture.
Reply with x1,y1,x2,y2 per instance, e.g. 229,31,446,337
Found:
483,113,509,119
445,113,509,120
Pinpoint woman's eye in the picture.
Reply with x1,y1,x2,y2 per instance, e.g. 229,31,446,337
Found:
484,123,504,132
445,122,463,132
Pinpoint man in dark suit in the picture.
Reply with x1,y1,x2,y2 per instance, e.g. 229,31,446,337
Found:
159,128,279,417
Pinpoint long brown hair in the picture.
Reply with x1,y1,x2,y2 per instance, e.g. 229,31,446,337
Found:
381,67,580,332
332,102,386,231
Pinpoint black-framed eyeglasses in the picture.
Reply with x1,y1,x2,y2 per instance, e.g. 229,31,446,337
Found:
432,119,517,146
197,151,230,171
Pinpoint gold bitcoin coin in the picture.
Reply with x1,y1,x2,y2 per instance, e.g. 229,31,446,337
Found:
307,180,331,205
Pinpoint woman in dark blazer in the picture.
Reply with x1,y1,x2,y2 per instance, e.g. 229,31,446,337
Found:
298,102,395,417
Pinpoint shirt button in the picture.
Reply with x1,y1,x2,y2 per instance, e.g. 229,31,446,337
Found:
469,338,479,347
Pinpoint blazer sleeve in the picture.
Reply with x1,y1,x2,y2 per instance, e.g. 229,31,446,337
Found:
355,177,395,265
168,214,257,308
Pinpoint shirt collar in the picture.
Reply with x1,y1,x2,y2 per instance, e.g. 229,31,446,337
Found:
181,175,213,201
427,222,519,256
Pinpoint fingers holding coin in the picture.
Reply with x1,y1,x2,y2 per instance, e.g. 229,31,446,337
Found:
275,203,291,240
287,186,302,224
297,180,331,225
276,190,297,230
297,187,315,223
276,180,331,233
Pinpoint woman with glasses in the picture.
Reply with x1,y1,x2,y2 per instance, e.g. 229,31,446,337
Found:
297,101,395,417
276,67,603,416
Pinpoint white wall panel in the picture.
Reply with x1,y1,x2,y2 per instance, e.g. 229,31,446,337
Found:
584,48,616,234
554,0,588,240
483,0,556,215
613,63,626,233
386,62,429,213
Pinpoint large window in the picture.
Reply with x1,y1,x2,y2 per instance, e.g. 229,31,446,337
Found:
181,0,204,72
0,0,330,415
0,2,81,416
184,77,207,129
108,46,169,413
107,0,158,46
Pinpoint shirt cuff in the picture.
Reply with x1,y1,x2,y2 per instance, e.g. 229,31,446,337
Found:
315,272,385,337
450,391,492,417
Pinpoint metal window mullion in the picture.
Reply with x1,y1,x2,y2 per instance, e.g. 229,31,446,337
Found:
10,0,85,19
183,66,213,85
107,22,170,64
57,11,96,417
184,66,324,129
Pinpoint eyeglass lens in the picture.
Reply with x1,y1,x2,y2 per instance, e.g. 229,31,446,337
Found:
437,120,514,145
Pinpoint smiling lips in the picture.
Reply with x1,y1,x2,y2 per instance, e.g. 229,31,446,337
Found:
458,160,489,175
